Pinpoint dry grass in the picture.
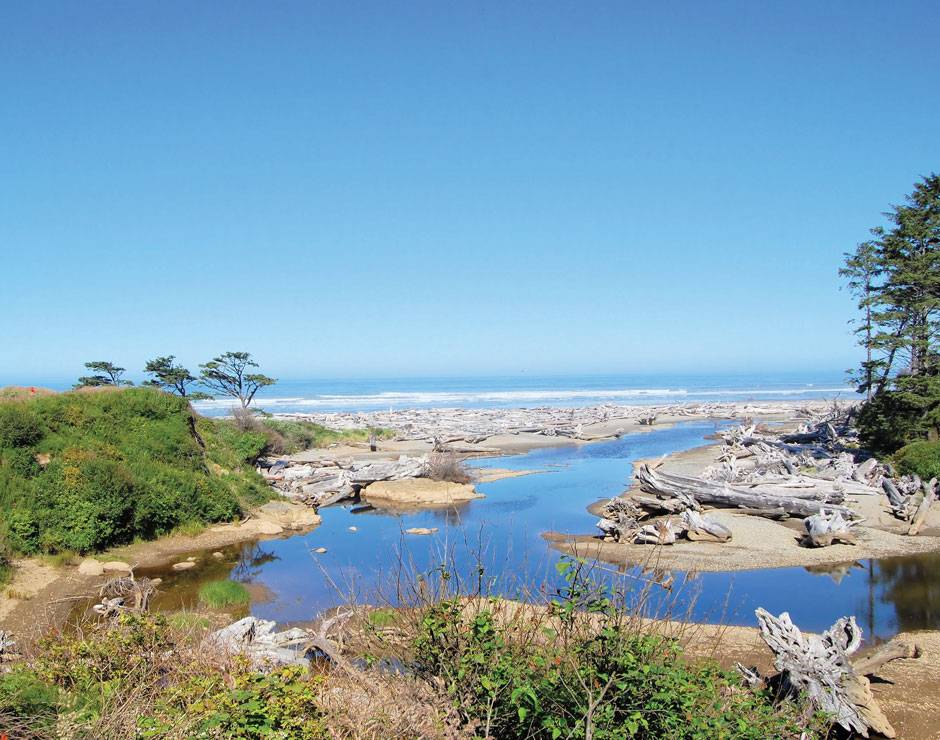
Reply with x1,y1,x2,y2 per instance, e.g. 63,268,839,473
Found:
427,451,472,484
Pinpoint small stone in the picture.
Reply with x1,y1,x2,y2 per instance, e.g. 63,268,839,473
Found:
212,552,224,559
186,556,197,562
404,527,438,536
101,561,131,572
150,578,163,586
313,547,327,554
77,559,104,576
172,561,196,571
348,526,358,532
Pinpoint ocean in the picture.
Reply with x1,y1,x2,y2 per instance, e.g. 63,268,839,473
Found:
190,371,857,416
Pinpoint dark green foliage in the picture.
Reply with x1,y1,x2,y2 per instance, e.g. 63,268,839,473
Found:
144,355,211,399
0,666,60,731
0,403,43,448
0,387,270,555
76,360,132,388
895,440,940,481
199,351,276,408
413,561,819,738
845,175,940,454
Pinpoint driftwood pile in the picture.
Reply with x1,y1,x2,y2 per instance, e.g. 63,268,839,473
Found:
273,401,823,445
741,608,920,738
596,497,731,545
883,475,938,535
261,455,430,508
597,405,937,547
92,575,158,620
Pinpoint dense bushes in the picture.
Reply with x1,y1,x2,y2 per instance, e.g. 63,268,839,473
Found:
0,388,270,555
0,614,327,738
894,440,940,481
409,561,822,739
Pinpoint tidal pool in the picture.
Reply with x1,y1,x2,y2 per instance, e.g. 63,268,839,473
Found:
148,422,940,641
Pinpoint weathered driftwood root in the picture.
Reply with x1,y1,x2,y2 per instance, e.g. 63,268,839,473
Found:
92,576,157,619
636,464,858,519
633,518,681,545
595,498,644,542
882,475,937,534
681,509,731,542
745,608,919,738
802,509,858,547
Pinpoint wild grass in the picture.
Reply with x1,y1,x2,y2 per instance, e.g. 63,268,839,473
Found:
198,579,251,609
0,555,826,739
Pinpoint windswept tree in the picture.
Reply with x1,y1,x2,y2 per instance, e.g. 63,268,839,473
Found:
144,356,210,399
199,352,275,408
843,173,940,453
76,361,132,388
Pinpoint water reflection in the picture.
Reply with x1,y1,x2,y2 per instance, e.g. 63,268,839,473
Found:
871,553,940,634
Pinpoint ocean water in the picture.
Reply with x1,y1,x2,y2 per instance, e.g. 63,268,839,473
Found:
191,372,857,415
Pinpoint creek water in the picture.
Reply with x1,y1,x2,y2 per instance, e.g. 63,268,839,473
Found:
147,422,940,641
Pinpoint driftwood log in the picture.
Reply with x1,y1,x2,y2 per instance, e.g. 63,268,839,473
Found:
802,509,858,547
680,509,731,542
636,464,858,519
747,608,918,738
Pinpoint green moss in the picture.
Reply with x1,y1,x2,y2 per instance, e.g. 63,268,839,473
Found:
198,579,251,608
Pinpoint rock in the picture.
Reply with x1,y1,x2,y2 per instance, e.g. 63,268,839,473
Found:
251,520,284,535
77,558,104,576
186,556,197,562
172,561,196,571
212,551,224,559
150,578,162,586
102,561,132,573
313,547,328,554
363,478,482,507
257,500,321,530
405,527,438,536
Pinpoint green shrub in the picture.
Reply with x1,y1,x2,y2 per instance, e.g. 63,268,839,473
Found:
413,561,821,739
0,388,269,555
140,660,327,739
0,403,42,448
0,666,60,730
198,579,251,608
895,440,940,481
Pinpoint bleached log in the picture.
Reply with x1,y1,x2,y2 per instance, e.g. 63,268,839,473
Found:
636,464,858,519
802,510,858,547
753,608,895,738
907,477,937,536
680,509,731,542
633,518,681,545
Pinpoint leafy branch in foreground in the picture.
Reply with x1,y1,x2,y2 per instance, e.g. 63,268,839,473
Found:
199,351,275,408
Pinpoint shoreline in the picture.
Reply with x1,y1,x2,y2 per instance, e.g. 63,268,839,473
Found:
548,429,940,574
3,398,924,641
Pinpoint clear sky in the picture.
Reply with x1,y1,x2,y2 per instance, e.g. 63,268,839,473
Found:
2,1,938,383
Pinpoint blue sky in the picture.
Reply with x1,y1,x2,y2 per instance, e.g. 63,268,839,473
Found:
2,1,938,383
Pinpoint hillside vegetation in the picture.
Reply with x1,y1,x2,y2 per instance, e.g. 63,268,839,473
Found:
0,387,271,556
